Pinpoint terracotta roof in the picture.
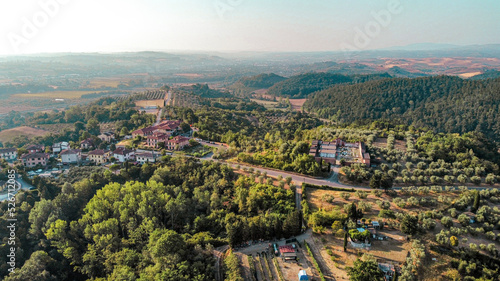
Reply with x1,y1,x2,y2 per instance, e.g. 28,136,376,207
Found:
278,245,295,253
135,152,158,158
26,144,44,150
167,136,189,144
113,147,134,155
21,152,49,159
80,138,94,144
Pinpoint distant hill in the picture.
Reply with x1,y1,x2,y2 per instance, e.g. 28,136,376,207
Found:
304,76,500,141
469,70,500,80
173,84,232,98
266,72,392,98
229,73,286,97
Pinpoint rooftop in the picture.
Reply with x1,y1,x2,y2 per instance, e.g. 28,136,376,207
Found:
88,149,110,156
21,152,49,159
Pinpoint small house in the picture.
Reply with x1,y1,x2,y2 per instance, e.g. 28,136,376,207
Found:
135,151,160,164
60,149,82,164
52,141,69,153
88,149,111,164
80,138,95,150
113,147,135,162
0,148,18,161
98,132,115,143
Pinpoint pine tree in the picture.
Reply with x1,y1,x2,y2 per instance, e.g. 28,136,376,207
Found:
344,231,348,252
472,190,480,212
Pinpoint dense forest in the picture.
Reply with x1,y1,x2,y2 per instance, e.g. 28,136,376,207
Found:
304,76,500,141
0,156,301,280
228,73,286,97
172,84,232,99
266,72,391,98
469,70,500,80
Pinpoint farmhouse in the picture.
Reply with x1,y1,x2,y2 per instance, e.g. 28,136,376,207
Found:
88,149,111,164
135,151,160,164
80,138,94,150
21,152,50,168
309,139,370,167
113,147,135,162
279,245,297,261
98,132,115,142
132,120,183,138
165,136,190,150
60,149,82,164
0,148,18,161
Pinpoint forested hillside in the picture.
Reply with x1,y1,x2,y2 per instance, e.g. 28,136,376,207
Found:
266,72,391,98
0,157,301,280
469,70,500,80
304,76,500,141
229,73,286,97
173,83,232,98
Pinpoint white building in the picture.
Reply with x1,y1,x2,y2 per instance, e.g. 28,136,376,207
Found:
135,152,160,164
53,142,70,153
60,149,82,164
113,147,135,163
0,148,18,161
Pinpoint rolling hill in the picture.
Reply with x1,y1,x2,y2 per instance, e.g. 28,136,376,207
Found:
266,72,392,98
304,75,500,141
228,73,286,97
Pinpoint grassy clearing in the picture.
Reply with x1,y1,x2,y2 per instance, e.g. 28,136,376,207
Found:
250,98,280,109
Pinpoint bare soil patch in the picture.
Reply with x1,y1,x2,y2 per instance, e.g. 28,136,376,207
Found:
0,126,49,143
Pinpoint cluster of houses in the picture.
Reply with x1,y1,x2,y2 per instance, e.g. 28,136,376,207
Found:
309,139,371,167
132,120,190,150
0,120,192,170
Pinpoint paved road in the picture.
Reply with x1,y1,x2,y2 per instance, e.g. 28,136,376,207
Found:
0,176,35,201
165,90,172,106
198,156,491,192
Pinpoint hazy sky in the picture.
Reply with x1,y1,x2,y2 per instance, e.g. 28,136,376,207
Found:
1,0,499,55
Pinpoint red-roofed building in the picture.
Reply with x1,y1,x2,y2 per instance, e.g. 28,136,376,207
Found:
80,138,95,150
132,120,183,138
166,136,190,150
279,245,297,261
21,152,50,167
146,133,171,149
26,144,45,153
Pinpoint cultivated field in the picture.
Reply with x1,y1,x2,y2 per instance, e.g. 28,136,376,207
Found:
36,123,75,134
250,99,280,109
0,126,49,143
290,99,306,112
86,78,128,88
12,90,108,99
134,99,165,108
0,105,39,115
